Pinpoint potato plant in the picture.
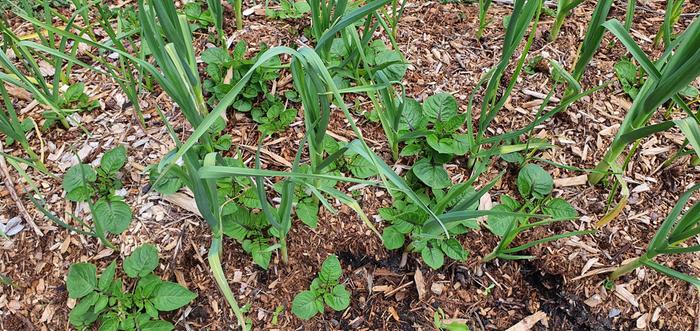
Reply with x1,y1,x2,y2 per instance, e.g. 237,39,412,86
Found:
483,164,589,262
291,255,350,320
3,0,699,328
201,41,295,136
62,145,132,247
400,93,468,189
66,244,197,330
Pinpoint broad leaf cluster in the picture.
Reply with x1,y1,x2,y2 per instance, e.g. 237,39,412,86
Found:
291,255,350,320
484,164,583,261
66,244,197,330
62,145,132,236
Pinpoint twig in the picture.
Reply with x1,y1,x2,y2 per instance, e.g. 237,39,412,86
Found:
0,141,43,236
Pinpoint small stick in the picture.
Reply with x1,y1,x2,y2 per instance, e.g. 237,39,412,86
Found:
0,141,43,236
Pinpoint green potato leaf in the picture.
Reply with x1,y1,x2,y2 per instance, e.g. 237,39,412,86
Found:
67,263,97,299
201,47,231,65
291,290,319,320
421,245,445,269
382,226,405,250
123,244,159,278
423,93,457,122
400,98,426,130
346,154,378,179
319,255,343,283
412,158,451,189
152,281,197,311
517,164,553,199
543,198,578,219
93,199,132,234
98,260,117,291
63,164,97,201
324,284,351,311
242,239,272,270
440,239,468,261
139,320,174,331
426,134,470,155
100,145,127,174
296,199,319,228
486,204,515,237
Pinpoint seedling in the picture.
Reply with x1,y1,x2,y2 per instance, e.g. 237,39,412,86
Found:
380,191,472,269
610,184,700,287
550,0,585,41
251,94,296,136
482,283,495,296
201,41,292,136
477,0,492,38
380,169,514,270
291,255,350,320
614,58,644,99
42,82,99,129
399,93,467,188
223,208,277,270
66,244,197,330
433,307,469,331
62,145,132,247
271,305,284,325
483,164,590,262
589,19,700,186
183,2,214,33
654,0,686,48
266,0,310,20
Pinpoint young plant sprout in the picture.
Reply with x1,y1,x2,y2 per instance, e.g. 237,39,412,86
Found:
483,164,591,262
610,184,700,287
589,18,700,186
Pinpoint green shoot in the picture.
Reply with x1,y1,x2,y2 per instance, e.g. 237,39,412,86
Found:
609,184,700,288
66,244,197,330
291,255,350,320
589,18,700,185
550,0,585,41
482,164,591,262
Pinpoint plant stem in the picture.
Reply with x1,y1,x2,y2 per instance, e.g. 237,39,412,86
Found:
280,237,288,264
482,250,497,263
550,10,566,41
234,0,243,30
624,0,637,31
589,138,627,184
209,237,248,331
610,253,652,281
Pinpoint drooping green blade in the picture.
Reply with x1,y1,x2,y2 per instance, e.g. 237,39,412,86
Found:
549,60,581,92
448,171,502,213
616,121,676,145
198,165,378,186
433,164,487,215
645,18,700,112
315,0,390,51
673,118,700,160
501,230,594,254
209,238,248,331
642,260,700,288
667,196,700,243
571,0,613,81
649,184,700,250
423,209,543,235
162,47,298,172
658,244,700,255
